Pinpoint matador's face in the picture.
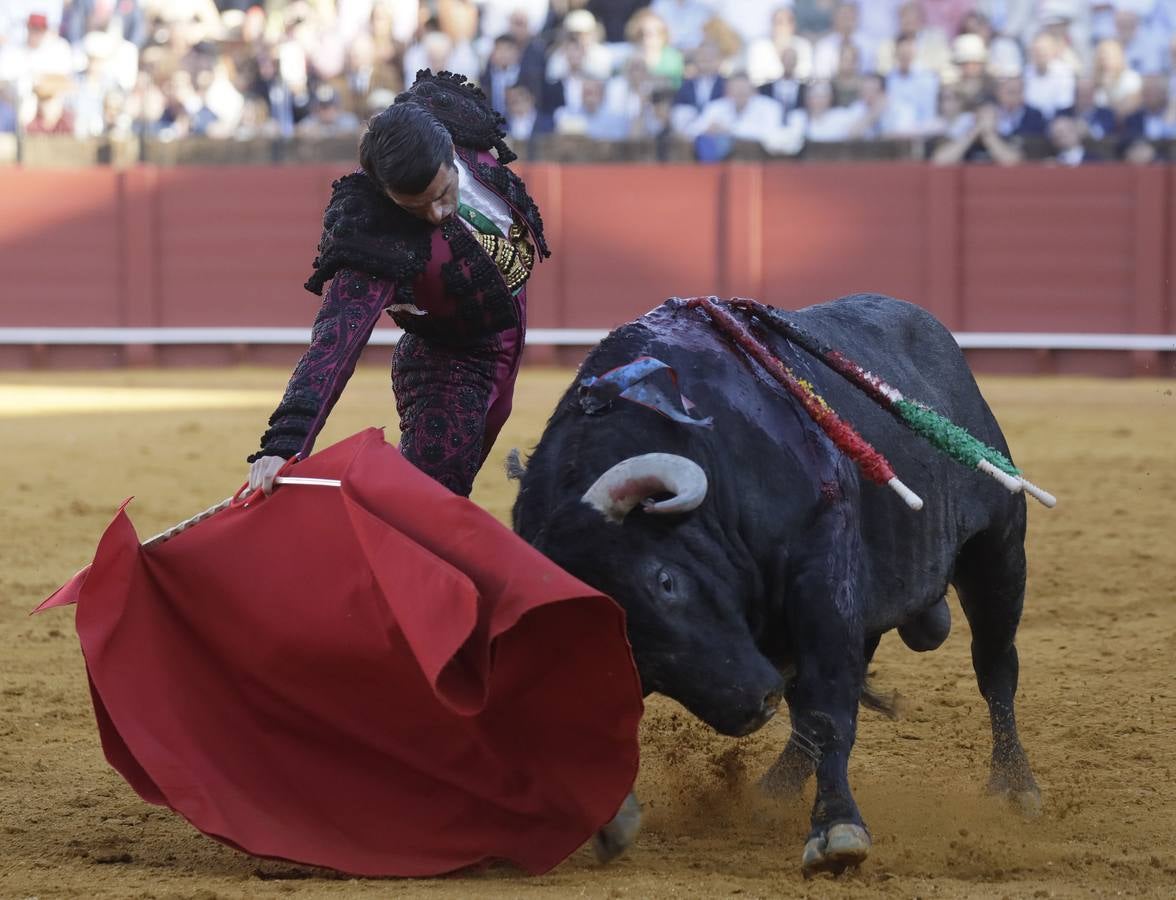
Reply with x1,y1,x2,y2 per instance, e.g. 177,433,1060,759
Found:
386,160,459,226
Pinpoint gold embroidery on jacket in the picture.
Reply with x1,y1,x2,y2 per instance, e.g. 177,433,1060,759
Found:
474,222,535,292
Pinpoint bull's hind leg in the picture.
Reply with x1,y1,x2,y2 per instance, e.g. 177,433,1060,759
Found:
953,530,1041,816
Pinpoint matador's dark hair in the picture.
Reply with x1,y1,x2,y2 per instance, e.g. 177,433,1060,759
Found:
359,103,455,195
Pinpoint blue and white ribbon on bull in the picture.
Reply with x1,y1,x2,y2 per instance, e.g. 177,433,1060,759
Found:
578,357,713,427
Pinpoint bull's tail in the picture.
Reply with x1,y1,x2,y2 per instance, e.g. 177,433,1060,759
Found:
861,679,901,719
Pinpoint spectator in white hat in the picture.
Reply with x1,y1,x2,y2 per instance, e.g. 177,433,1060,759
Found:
950,32,991,109
1034,0,1092,68
546,9,612,81
958,10,1025,75
81,26,138,92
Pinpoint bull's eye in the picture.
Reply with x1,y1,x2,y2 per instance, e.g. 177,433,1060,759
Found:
657,569,675,596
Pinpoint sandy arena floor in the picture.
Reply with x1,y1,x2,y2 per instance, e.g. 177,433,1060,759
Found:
1,367,1173,900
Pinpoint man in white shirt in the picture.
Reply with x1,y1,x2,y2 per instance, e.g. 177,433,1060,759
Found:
885,34,939,130
555,78,631,140
0,11,73,125
683,72,783,141
1024,31,1077,117
0,13,72,84
745,5,813,85
786,77,860,143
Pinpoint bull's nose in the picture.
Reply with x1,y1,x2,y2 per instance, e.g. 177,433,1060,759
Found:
735,688,784,736
762,688,785,713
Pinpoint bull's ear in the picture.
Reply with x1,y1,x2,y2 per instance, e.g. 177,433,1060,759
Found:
581,454,708,523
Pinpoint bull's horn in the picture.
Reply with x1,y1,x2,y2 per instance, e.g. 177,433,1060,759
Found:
581,453,708,523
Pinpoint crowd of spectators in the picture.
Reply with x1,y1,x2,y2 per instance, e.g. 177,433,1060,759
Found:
4,1,1176,164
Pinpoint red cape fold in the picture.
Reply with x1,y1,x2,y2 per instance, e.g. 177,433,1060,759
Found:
38,428,643,877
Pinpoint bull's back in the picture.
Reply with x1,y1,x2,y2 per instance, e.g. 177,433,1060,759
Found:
788,294,995,438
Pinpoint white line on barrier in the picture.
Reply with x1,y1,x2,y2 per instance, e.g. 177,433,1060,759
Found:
0,327,1173,352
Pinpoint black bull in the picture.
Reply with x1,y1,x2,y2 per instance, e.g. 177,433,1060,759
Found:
511,295,1041,874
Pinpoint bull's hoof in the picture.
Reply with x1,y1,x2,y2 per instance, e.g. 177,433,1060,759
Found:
801,823,870,877
986,771,1042,818
591,792,641,864
1007,788,1043,818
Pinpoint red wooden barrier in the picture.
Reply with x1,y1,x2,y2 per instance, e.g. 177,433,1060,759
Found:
0,163,1171,374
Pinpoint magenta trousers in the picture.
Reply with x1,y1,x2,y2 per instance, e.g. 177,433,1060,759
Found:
391,291,526,496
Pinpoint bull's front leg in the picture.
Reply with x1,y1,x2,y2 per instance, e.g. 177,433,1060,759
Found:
591,791,641,862
791,636,869,876
784,506,871,876
760,633,886,799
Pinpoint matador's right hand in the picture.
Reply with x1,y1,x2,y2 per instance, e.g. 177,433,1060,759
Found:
246,455,288,496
